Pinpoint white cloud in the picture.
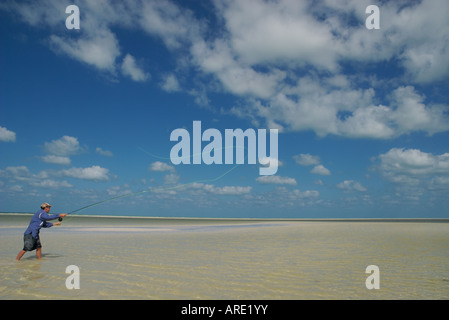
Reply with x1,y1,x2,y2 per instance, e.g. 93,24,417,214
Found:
2,0,67,27
256,175,297,185
41,155,71,165
121,54,149,82
337,180,367,192
10,185,23,192
138,0,201,50
389,86,449,136
6,0,448,87
207,0,449,139
96,147,113,157
61,165,111,181
107,184,132,196
311,165,331,176
164,173,179,185
271,186,319,202
191,39,285,99
211,185,252,195
293,154,320,166
50,29,121,73
216,0,338,70
0,166,31,181
320,0,449,83
161,74,181,92
3,0,449,141
30,179,73,188
4,1,150,77
149,161,175,172
0,126,16,142
0,165,72,189
378,148,449,186
189,182,252,195
294,153,331,176
431,176,449,189
292,189,319,199
241,79,449,139
44,136,83,156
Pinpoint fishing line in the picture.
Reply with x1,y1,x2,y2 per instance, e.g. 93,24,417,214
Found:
62,145,249,220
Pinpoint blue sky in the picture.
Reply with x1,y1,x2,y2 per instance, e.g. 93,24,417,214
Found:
1,0,448,218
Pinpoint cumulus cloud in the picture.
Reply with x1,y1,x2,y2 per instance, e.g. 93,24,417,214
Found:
41,155,71,165
208,0,449,139
3,0,449,140
293,154,320,166
61,165,111,181
50,29,121,73
107,184,132,196
294,153,331,176
5,0,147,79
243,80,449,139
337,180,367,192
30,179,73,188
149,161,175,172
256,175,297,185
189,182,252,195
96,147,113,157
164,173,180,185
1,164,113,186
191,39,286,99
121,54,150,82
0,165,73,189
0,166,32,181
378,148,449,186
210,185,252,195
44,136,83,156
0,126,16,142
161,74,181,92
389,86,449,136
271,186,319,202
215,0,338,70
138,0,201,50
311,165,331,176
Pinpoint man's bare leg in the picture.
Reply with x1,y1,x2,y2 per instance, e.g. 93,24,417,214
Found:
36,248,42,260
16,250,26,261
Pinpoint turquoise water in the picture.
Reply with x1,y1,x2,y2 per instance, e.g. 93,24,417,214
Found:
1,214,448,299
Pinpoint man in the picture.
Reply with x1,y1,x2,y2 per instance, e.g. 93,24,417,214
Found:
16,203,68,261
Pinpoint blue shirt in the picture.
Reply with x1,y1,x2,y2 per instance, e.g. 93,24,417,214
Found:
24,209,60,239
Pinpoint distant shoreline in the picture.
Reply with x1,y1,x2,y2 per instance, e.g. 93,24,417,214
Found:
1,212,448,223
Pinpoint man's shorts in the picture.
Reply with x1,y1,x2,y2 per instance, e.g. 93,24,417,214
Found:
23,234,42,251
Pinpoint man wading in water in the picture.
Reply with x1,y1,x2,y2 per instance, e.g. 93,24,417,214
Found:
16,203,67,261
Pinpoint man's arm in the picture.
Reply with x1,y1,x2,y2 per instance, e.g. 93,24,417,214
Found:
39,212,68,221
42,221,62,228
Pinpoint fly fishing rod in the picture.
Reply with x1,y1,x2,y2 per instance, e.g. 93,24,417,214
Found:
58,145,251,222
58,162,242,222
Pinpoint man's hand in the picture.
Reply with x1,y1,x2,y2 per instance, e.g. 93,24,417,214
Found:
54,222,61,226
59,213,68,217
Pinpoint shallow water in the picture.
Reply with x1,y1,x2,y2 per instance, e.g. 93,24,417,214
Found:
1,214,448,299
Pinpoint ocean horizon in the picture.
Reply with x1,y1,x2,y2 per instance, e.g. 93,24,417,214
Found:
2,212,448,222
